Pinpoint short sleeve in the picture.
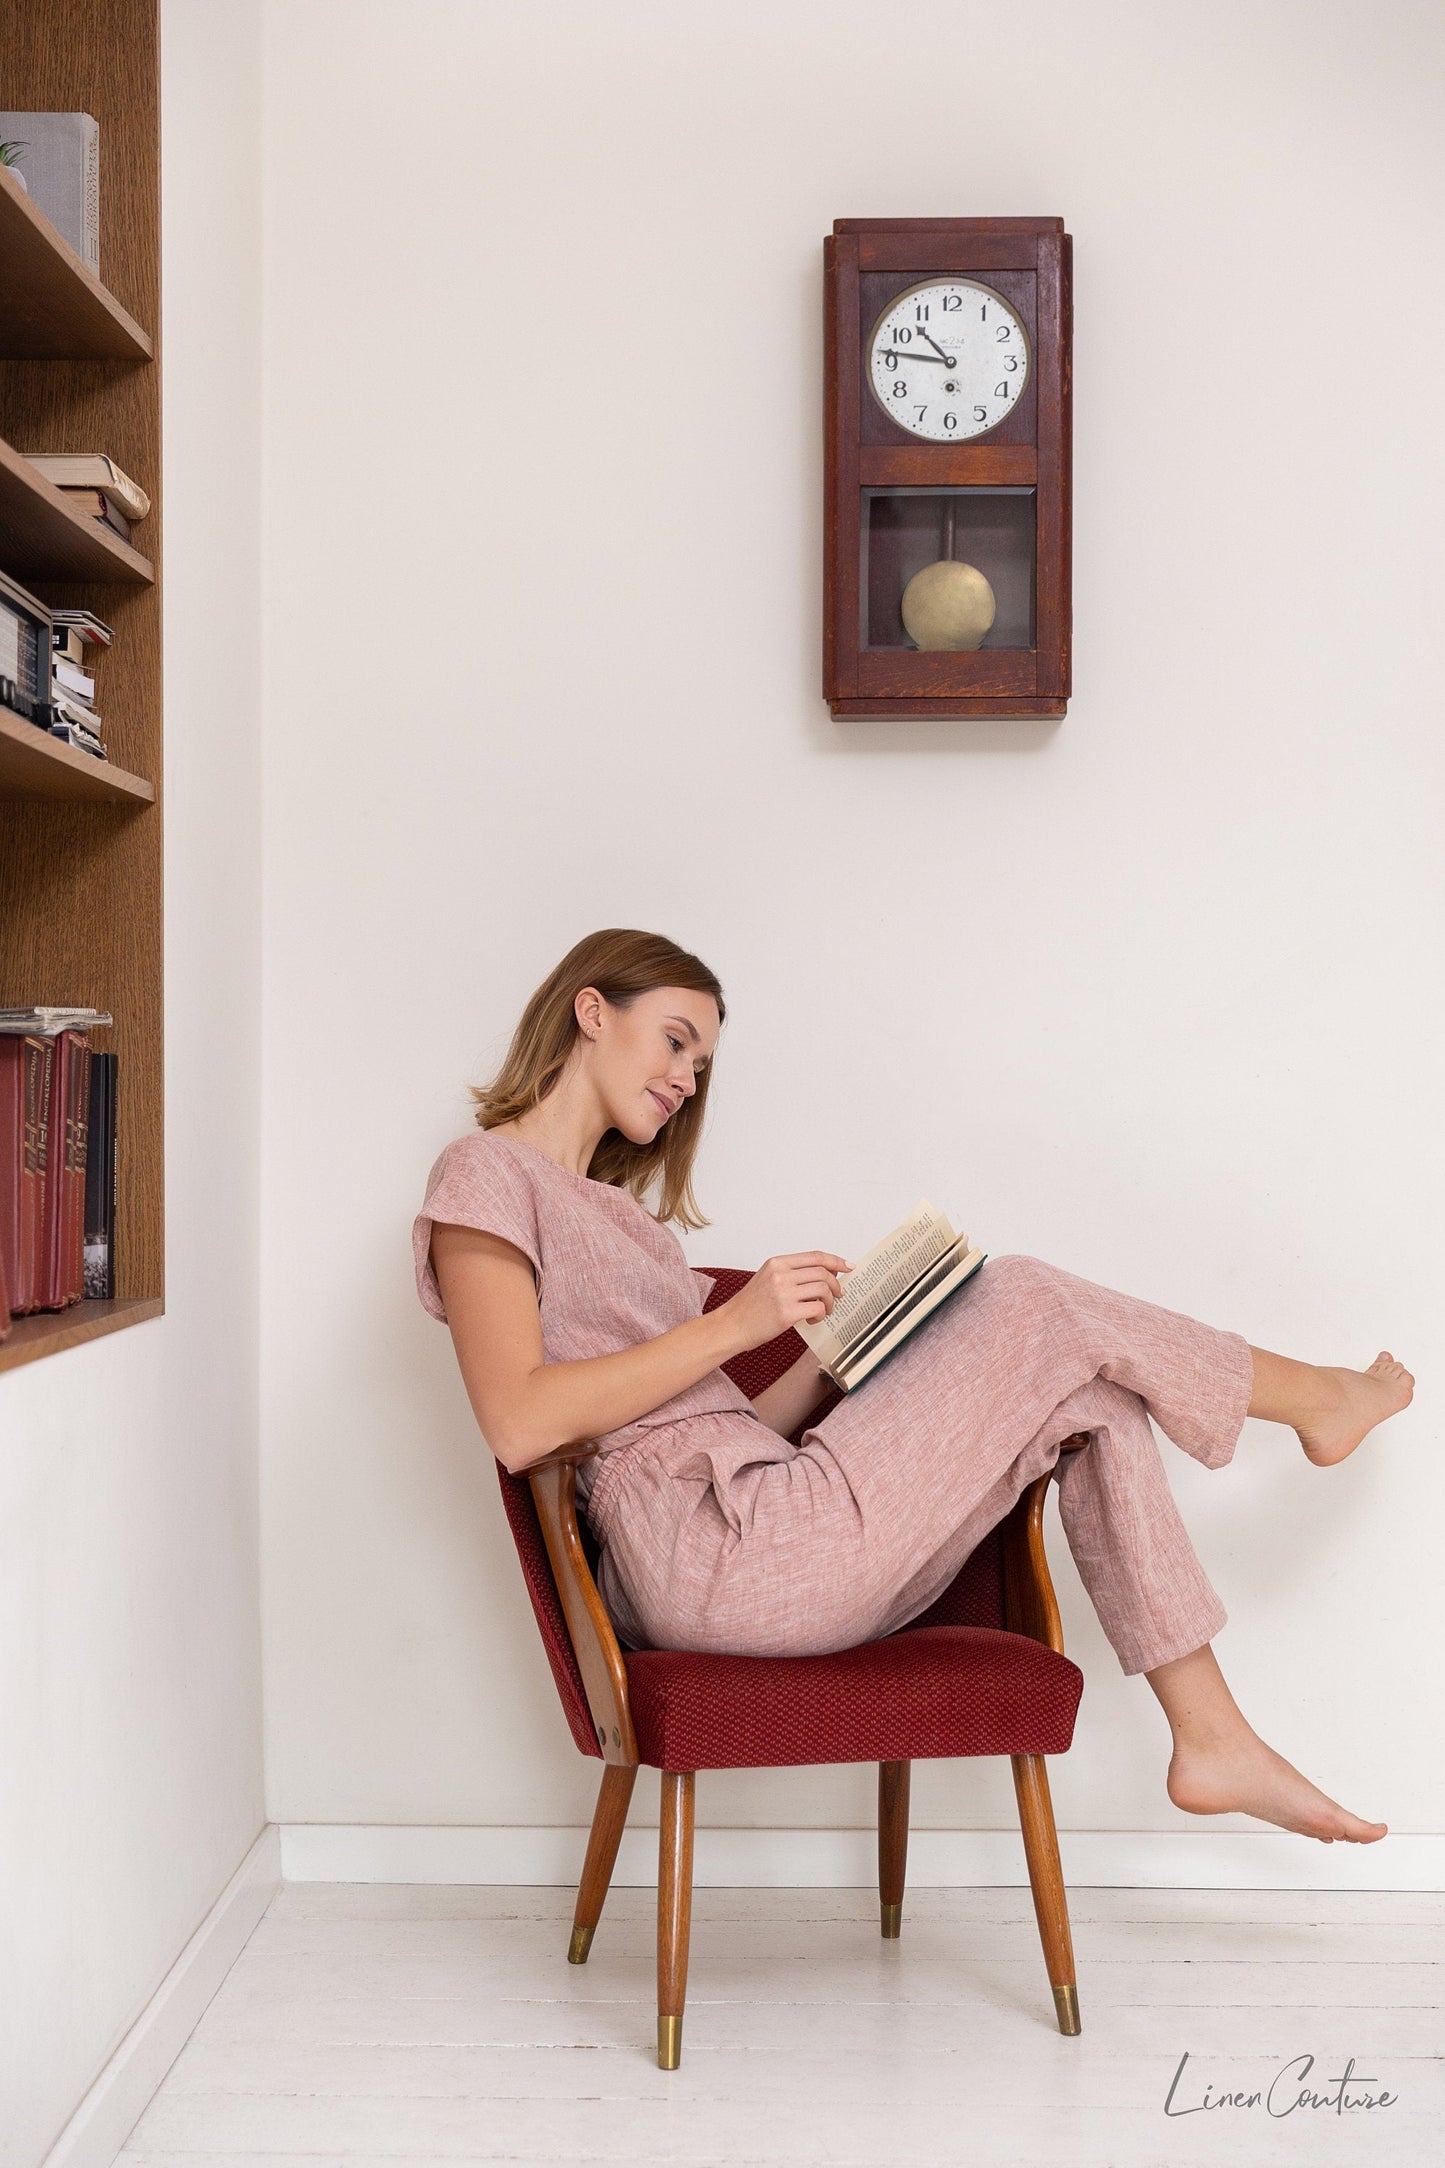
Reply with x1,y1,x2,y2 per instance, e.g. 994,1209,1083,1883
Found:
412,1134,543,1322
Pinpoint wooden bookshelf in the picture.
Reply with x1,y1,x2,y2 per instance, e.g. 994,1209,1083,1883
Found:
0,160,152,361
0,0,164,1369
0,701,153,803
0,428,154,580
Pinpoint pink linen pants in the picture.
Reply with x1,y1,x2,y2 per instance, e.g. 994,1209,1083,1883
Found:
589,1254,1257,1674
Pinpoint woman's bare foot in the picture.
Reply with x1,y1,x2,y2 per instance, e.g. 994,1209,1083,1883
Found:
1167,1728,1388,1843
1294,1353,1414,1467
1146,1644,1387,1844
1248,1344,1414,1466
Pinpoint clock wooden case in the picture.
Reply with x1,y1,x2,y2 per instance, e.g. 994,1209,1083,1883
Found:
824,217,1072,718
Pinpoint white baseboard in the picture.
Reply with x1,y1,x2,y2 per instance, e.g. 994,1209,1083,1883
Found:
279,1822,1445,1892
41,1826,280,2168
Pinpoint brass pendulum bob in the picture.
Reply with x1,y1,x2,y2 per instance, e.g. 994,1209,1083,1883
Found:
900,495,997,651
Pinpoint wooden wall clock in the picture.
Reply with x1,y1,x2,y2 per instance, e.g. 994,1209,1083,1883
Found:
823,217,1072,718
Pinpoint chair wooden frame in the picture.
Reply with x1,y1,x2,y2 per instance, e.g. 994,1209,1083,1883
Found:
527,1431,1090,2068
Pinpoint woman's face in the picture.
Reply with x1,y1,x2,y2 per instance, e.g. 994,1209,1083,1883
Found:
575,983,720,1144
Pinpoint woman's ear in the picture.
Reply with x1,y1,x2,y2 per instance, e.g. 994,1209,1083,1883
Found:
574,986,604,1041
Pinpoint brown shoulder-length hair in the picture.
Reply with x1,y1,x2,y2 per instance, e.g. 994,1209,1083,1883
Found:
468,928,726,1231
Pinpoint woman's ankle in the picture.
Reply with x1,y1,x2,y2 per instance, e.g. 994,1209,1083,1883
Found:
1245,1345,1336,1427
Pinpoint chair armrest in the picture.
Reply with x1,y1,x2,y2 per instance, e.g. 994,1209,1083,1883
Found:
527,1453,639,1767
1001,1432,1087,1656
522,1438,602,1472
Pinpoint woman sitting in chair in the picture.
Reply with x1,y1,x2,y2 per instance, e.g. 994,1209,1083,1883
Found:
415,925,1411,1847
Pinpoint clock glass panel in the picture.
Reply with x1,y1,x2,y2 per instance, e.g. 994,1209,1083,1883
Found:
867,279,1030,441
862,487,1036,650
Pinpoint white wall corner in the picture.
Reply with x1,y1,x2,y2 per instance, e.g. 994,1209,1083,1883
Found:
39,1827,280,2168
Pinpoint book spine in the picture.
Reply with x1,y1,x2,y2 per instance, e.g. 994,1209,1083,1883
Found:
23,1036,51,1312
83,113,99,275
0,1039,23,1315
38,1029,71,1307
74,1040,91,1299
83,1052,115,1301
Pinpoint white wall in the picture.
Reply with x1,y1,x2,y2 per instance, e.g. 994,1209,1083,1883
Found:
0,6,265,2162
259,0,1445,1847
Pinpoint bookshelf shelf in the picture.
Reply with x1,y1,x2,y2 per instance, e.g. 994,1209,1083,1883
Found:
0,1296,164,1373
0,165,152,362
0,703,154,803
0,0,165,1364
0,432,153,581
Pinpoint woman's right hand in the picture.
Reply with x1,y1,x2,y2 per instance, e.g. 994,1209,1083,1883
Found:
721,1251,853,1351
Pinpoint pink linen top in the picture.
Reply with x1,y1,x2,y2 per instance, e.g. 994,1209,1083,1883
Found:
412,1128,764,1505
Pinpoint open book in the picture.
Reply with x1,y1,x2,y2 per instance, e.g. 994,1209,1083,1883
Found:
794,1199,985,1391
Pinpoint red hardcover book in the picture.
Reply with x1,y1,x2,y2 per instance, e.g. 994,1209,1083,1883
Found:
68,1037,92,1300
0,1034,53,1314
38,1029,91,1309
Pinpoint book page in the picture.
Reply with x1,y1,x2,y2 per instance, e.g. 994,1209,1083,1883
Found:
837,1248,986,1388
795,1199,954,1369
836,1232,972,1376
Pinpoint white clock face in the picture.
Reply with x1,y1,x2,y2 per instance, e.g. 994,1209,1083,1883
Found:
867,279,1030,441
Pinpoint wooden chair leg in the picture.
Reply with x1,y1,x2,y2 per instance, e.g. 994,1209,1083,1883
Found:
568,1761,638,1964
657,1768,695,2069
1011,1752,1082,2034
878,1760,910,1938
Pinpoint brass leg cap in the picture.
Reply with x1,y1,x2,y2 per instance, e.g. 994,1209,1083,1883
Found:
657,2013,682,2069
1053,1982,1082,2035
880,1901,903,1940
567,1924,595,1965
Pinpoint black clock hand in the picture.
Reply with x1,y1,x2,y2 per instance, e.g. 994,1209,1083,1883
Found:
916,327,956,365
880,348,950,365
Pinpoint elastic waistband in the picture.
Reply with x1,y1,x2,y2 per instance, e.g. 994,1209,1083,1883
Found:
583,1437,653,1544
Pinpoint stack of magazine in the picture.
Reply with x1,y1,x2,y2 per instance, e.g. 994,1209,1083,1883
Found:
794,1199,986,1391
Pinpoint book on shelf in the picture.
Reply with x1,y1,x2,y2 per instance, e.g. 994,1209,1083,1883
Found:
47,690,106,756
22,455,150,521
51,609,114,657
0,111,100,272
53,657,95,701
0,573,116,761
1,565,50,721
48,485,132,542
84,1053,118,1301
0,1014,116,1317
39,1029,91,1309
0,1008,113,1032
0,1034,50,1316
793,1198,986,1391
49,609,112,756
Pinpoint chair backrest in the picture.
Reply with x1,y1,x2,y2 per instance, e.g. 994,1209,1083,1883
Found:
493,1263,1009,1756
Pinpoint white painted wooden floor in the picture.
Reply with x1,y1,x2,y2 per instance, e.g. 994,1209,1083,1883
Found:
118,1881,1445,2167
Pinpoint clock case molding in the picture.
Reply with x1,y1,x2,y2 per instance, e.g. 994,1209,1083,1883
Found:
823,217,1073,719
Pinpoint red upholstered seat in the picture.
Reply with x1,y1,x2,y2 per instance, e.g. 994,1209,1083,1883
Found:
493,1265,1083,1770
628,1626,1079,1772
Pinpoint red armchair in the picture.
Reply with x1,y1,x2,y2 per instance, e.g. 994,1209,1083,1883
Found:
494,1266,1087,2068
